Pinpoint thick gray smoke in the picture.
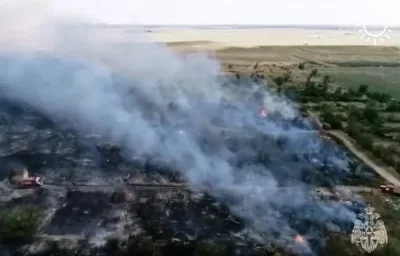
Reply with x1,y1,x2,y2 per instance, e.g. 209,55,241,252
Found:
0,1,356,253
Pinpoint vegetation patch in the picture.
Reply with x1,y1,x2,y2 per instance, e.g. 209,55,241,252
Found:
0,206,43,245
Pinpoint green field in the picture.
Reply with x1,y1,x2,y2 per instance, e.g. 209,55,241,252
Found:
323,67,400,97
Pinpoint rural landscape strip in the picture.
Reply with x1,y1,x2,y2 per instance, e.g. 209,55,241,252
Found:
327,130,400,187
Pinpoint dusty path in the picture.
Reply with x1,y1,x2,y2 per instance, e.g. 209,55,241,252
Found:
304,108,400,186
327,130,400,187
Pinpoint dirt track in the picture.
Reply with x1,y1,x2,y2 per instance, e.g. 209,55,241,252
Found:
328,130,400,187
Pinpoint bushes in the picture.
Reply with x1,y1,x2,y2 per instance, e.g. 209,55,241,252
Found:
385,100,400,112
320,111,343,129
274,76,284,86
369,238,400,256
194,241,227,256
0,206,43,244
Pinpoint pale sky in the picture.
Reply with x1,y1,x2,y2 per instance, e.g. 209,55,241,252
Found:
4,0,400,25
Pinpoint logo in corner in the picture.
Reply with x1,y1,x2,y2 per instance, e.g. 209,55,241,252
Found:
358,24,392,45
351,205,388,253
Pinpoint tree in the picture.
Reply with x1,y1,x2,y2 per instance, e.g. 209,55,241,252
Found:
346,120,364,138
348,106,363,120
254,62,259,69
322,75,330,86
386,100,400,112
310,69,318,77
321,110,342,129
348,88,359,98
357,84,369,95
274,76,284,86
333,87,342,97
298,62,305,70
235,73,240,80
363,106,380,124
1,206,43,244
358,133,374,150
368,92,391,103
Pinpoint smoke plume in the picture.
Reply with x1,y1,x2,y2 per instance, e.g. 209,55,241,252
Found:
0,1,358,253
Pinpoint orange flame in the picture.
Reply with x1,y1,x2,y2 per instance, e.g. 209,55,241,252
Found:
295,235,305,244
260,108,268,117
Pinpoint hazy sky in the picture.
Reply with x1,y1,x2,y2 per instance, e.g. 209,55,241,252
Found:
3,0,400,25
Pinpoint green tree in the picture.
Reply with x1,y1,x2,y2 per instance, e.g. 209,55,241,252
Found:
363,105,380,124
321,111,342,129
358,133,374,150
348,106,363,120
357,84,369,95
322,75,330,86
348,88,359,98
368,92,391,103
254,62,259,69
235,73,240,80
386,100,400,112
310,69,318,77
274,76,284,86
1,206,43,244
298,62,305,70
346,120,364,138
339,92,352,102
333,87,342,96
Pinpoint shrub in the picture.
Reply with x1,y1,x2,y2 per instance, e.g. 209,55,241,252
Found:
0,206,43,244
274,76,284,86
321,111,342,129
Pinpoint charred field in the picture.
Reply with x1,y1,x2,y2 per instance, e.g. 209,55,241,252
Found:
0,75,374,256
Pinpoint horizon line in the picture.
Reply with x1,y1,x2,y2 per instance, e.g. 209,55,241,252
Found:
94,23,400,29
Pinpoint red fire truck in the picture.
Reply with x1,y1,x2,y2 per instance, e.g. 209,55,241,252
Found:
379,184,400,195
18,177,44,189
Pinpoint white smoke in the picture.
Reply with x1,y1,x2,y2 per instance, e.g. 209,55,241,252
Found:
0,1,357,253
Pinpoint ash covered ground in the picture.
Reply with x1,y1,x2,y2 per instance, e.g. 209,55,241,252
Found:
0,82,374,256
0,6,379,254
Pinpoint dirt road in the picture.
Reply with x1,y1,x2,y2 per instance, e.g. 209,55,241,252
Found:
327,130,400,187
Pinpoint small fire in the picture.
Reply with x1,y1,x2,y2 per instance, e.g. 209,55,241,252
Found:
295,234,306,244
260,108,268,118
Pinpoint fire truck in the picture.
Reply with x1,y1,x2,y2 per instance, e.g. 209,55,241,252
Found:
18,177,44,189
379,184,400,195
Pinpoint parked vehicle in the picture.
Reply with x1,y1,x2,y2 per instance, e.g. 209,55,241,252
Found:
379,184,400,195
18,177,44,189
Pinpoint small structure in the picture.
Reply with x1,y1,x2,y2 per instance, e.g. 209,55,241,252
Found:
7,167,43,189
380,184,400,196
8,167,29,185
